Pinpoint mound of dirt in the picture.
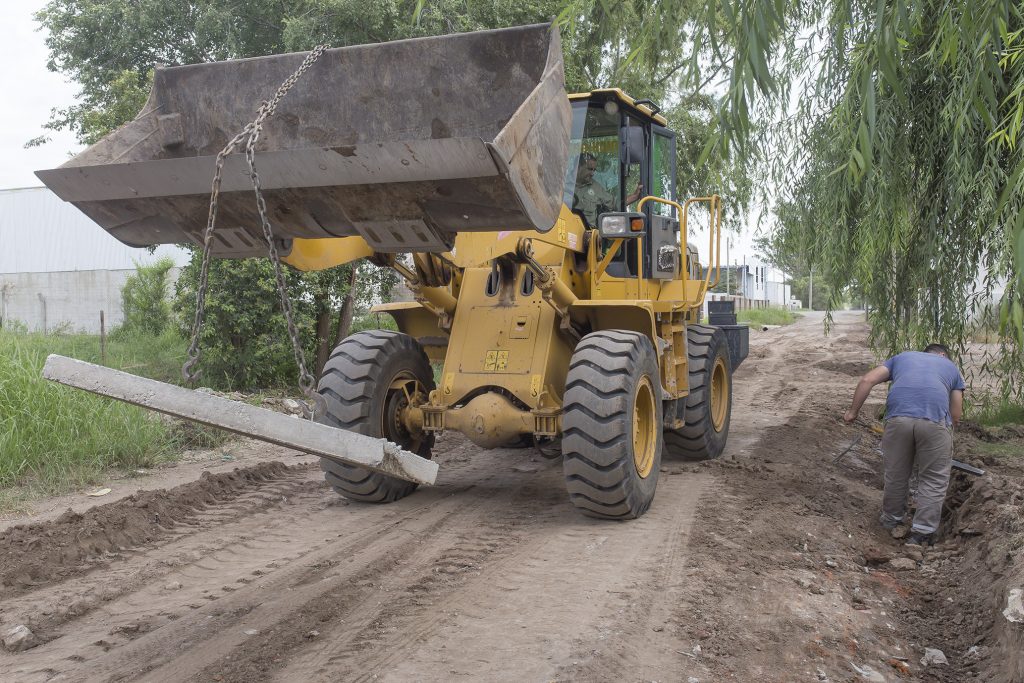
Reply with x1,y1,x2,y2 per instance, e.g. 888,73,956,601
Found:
0,462,299,596
814,358,873,376
958,420,1024,444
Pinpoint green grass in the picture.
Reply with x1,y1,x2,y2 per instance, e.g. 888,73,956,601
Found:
972,399,1024,427
736,307,799,326
973,441,1022,459
52,326,190,384
0,328,222,496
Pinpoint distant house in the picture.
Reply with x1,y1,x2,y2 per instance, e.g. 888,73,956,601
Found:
0,187,189,333
707,258,792,314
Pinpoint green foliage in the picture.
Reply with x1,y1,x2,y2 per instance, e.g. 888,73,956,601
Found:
754,233,834,310
5,326,189,384
119,256,175,336
74,69,151,145
790,277,833,312
736,307,797,327
171,251,397,390
820,2,1022,396
667,95,753,229
173,255,314,390
349,311,399,335
0,328,191,492
975,400,1024,427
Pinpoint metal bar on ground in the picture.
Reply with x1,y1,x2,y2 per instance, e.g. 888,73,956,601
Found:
42,354,438,486
952,459,985,476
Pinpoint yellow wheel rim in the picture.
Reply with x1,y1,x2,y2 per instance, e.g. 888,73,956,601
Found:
710,357,729,432
632,376,657,478
383,371,427,449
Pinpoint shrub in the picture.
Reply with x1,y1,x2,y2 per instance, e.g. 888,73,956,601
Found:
172,250,399,391
972,399,1024,427
120,257,175,335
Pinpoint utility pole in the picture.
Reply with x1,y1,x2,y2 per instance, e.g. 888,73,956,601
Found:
726,237,732,295
808,267,814,311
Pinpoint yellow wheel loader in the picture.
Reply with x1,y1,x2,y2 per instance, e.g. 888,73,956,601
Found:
38,23,747,519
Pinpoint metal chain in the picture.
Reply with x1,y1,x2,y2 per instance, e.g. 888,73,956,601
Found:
183,45,330,419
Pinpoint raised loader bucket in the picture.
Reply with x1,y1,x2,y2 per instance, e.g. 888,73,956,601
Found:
36,23,570,256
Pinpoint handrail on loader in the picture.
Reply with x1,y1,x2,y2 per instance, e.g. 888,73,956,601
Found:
638,194,722,309
679,195,723,306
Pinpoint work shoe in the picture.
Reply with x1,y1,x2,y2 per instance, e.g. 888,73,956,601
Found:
905,532,934,547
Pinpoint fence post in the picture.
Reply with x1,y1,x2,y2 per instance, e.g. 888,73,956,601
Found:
38,293,47,334
100,310,107,365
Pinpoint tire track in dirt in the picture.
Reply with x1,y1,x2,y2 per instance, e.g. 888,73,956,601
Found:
133,486,488,682
0,454,485,682
268,478,569,683
270,470,709,683
0,463,310,598
0,465,321,644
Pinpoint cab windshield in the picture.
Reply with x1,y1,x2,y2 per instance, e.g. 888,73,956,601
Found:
563,102,622,227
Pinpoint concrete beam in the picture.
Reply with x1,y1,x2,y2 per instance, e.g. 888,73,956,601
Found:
42,354,438,486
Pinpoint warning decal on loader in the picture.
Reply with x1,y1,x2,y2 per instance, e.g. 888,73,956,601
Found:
484,350,510,372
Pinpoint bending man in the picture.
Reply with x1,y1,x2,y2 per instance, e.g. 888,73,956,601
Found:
843,344,964,545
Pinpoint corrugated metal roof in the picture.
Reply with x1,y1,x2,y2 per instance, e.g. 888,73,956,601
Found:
0,186,190,273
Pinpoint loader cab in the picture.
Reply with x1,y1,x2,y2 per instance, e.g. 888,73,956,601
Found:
564,89,679,280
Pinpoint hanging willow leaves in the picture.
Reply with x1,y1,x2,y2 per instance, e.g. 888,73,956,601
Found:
560,0,1023,397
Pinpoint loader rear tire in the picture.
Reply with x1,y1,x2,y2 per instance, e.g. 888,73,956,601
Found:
562,330,663,519
664,324,732,461
317,330,434,503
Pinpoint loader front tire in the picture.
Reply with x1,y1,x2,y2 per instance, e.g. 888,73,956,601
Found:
317,330,434,503
562,330,663,519
664,324,732,461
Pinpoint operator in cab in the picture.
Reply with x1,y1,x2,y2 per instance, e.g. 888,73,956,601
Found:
572,152,643,226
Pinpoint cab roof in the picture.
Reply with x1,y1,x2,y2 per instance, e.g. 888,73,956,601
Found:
568,88,669,126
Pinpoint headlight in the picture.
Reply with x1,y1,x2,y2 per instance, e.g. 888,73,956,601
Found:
598,212,646,239
599,215,629,236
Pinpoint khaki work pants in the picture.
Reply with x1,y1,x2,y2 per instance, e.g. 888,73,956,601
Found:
879,416,953,535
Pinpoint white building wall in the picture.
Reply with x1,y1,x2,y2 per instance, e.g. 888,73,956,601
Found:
0,268,181,333
0,187,190,333
0,187,189,274
763,280,792,307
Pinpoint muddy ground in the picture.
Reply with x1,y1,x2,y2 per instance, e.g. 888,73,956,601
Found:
1,311,1022,682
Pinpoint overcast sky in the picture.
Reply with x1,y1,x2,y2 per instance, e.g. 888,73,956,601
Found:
0,1,82,189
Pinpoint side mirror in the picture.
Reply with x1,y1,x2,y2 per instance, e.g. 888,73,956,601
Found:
622,125,645,165
598,212,646,239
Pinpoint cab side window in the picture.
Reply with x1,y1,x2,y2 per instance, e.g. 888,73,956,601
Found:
651,131,676,217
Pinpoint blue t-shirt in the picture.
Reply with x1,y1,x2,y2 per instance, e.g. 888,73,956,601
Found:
883,351,965,425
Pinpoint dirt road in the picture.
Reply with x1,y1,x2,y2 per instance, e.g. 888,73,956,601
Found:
1,311,1019,682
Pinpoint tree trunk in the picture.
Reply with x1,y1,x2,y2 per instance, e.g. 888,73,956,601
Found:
333,267,359,349
314,308,333,378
